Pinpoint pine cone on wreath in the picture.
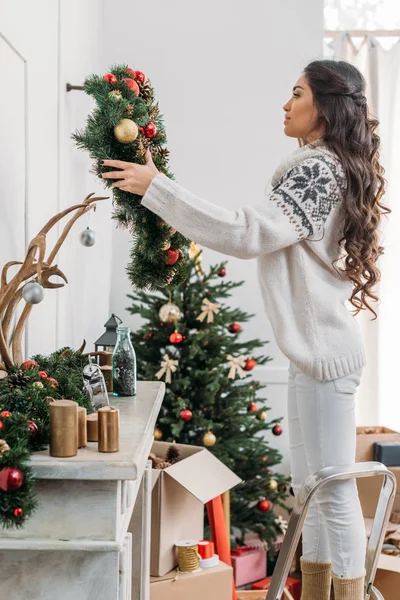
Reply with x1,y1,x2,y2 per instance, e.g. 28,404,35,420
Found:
8,370,31,388
124,103,134,117
148,104,160,120
0,439,10,456
139,82,154,104
155,147,170,162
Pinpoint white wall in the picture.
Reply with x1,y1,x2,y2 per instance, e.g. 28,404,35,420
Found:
102,0,324,474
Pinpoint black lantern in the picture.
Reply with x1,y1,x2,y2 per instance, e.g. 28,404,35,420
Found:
94,314,122,352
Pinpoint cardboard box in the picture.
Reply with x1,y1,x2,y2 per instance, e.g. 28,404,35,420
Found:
374,554,400,600
356,426,400,462
150,561,233,600
231,548,267,586
150,441,241,576
237,592,266,600
356,466,400,519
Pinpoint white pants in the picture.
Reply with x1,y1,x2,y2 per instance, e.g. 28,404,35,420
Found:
287,361,366,577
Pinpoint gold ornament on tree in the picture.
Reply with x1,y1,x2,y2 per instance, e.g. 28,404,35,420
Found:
268,479,278,491
196,297,221,323
0,193,108,372
114,118,138,143
189,241,204,277
226,354,246,380
153,426,163,441
159,302,182,323
257,410,267,421
155,354,179,384
203,430,216,447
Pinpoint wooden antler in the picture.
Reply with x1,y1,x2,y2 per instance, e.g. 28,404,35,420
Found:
0,194,108,369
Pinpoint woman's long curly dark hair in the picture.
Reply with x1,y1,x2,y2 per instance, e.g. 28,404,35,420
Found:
302,59,390,319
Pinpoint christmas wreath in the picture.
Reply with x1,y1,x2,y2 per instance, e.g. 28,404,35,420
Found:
73,64,190,291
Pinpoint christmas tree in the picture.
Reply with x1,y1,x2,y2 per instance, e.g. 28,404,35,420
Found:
128,244,290,545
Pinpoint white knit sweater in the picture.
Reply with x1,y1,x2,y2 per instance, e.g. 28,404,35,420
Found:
141,139,366,381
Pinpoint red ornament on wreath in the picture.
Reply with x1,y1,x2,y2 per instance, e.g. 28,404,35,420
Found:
244,358,257,371
123,78,140,95
21,360,39,370
124,67,136,79
28,420,38,437
272,424,283,436
139,126,145,135
258,499,272,512
247,402,258,412
164,249,179,266
38,371,48,379
170,331,183,344
1,411,11,417
180,409,193,422
144,122,157,138
228,323,241,334
13,507,23,518
0,467,24,492
103,73,117,84
135,70,146,84
218,268,226,277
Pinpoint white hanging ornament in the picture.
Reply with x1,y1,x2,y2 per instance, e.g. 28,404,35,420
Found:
80,226,96,247
159,302,182,323
22,282,44,304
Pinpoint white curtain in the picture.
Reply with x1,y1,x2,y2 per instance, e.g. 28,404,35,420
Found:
325,34,400,428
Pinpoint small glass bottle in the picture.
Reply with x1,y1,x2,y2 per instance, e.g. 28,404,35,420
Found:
112,326,137,396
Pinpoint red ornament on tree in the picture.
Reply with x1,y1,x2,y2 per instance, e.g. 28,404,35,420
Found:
244,358,257,371
123,78,140,95
258,499,272,512
228,323,242,334
124,67,136,79
103,73,117,84
272,424,283,436
38,371,48,379
170,332,183,344
48,378,59,388
13,507,23,518
180,409,193,422
0,467,24,492
135,70,146,84
21,360,39,370
1,411,11,417
28,421,38,437
0,421,4,430
144,122,157,138
247,402,258,412
164,249,179,266
218,268,226,277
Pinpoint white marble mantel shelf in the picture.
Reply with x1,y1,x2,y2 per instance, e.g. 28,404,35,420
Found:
30,381,165,480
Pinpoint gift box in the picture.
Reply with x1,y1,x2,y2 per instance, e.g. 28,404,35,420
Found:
150,441,241,576
374,442,400,467
231,546,267,587
251,575,301,599
356,426,400,462
150,561,233,600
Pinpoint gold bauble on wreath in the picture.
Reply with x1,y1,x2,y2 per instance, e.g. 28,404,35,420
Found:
203,430,216,447
154,426,163,441
114,118,139,143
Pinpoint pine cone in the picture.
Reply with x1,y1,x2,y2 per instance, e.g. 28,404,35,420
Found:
125,103,134,116
166,444,181,465
155,147,170,161
8,369,31,388
148,104,160,120
139,82,155,104
0,439,10,455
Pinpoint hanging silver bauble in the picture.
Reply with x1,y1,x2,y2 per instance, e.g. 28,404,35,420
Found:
158,302,182,323
80,227,96,247
22,282,44,304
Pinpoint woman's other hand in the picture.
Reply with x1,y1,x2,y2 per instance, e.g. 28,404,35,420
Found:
101,149,160,196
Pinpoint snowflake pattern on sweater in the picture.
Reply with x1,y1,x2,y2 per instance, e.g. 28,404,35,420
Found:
270,154,347,240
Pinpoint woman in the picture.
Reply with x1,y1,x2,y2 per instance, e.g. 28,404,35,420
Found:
102,59,389,600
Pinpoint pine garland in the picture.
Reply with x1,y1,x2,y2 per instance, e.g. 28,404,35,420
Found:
72,64,190,291
0,348,91,528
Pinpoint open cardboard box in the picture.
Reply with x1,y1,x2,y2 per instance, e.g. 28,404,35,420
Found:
150,441,242,576
150,561,233,600
356,426,400,462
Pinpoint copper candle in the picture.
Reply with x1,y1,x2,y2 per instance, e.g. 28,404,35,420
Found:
86,412,99,442
49,399,78,457
78,406,87,448
98,406,119,453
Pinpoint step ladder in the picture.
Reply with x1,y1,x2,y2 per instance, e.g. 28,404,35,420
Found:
266,461,397,600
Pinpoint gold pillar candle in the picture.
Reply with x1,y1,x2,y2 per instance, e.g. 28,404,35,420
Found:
78,406,87,448
98,406,119,453
87,412,99,442
49,399,78,457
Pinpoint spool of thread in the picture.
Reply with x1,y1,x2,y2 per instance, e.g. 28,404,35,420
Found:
98,406,119,452
77,406,87,448
49,399,78,457
175,540,201,573
198,539,219,568
86,413,99,442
